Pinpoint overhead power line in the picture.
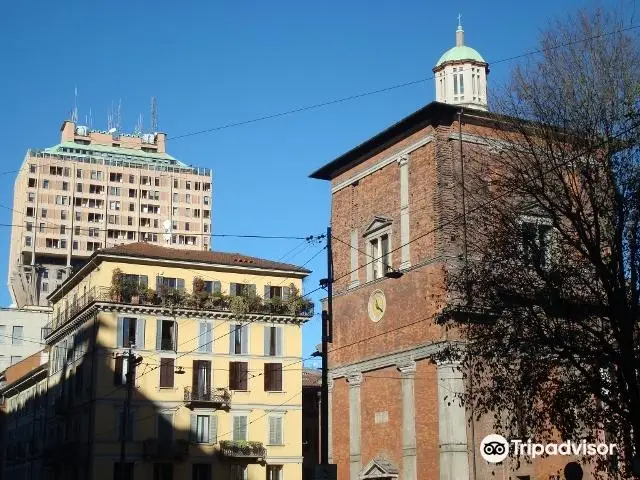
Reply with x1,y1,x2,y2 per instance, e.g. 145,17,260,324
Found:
166,24,640,141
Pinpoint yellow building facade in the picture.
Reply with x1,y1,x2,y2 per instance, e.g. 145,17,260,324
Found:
43,242,313,480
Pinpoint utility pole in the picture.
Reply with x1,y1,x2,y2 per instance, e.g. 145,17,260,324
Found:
118,346,135,478
316,227,337,479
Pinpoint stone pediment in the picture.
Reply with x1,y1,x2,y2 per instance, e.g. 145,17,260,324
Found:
362,216,393,237
359,457,399,479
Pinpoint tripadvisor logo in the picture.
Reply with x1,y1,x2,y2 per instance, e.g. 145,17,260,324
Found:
480,434,617,464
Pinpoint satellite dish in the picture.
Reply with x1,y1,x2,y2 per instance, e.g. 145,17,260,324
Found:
162,219,172,243
108,128,117,134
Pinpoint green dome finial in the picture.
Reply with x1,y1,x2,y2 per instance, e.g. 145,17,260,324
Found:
435,21,486,68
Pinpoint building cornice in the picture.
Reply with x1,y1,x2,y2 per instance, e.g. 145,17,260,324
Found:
45,301,309,343
331,136,434,194
329,341,463,378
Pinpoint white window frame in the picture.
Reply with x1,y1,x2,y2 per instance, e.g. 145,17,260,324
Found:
194,414,210,444
266,465,284,480
518,215,554,269
364,225,392,282
232,413,249,441
267,413,284,446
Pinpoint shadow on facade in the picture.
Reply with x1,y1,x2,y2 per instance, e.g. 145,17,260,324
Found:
1,318,252,480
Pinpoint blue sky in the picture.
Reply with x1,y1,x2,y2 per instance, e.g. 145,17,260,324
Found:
0,0,626,360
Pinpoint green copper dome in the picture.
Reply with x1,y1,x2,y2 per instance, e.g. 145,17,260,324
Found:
436,45,485,67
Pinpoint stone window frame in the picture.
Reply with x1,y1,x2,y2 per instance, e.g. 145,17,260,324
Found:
518,214,555,270
363,217,393,282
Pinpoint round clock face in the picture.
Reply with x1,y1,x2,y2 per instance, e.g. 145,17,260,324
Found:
368,289,386,322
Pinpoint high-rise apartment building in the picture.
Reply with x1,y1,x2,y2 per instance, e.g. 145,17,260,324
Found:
8,121,213,307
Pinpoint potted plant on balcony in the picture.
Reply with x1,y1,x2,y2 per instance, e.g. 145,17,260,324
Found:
110,269,124,301
286,284,313,316
268,296,286,314
192,276,208,308
204,291,229,310
230,295,249,315
121,276,140,303
138,287,157,305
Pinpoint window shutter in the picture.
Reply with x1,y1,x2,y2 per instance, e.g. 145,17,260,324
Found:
269,417,282,445
275,363,282,391
159,358,167,387
189,414,197,443
135,318,145,349
276,327,283,356
239,362,248,390
160,358,174,388
229,324,236,354
264,363,271,391
232,416,241,441
275,417,283,444
156,320,162,350
156,276,163,292
172,321,178,351
228,362,236,390
264,285,271,299
116,318,123,348
209,415,217,444
177,278,185,291
139,275,148,289
205,322,213,353
229,283,237,296
192,360,199,392
213,281,221,293
264,326,271,356
282,287,290,301
198,322,207,353
114,356,123,385
249,284,256,296
241,325,248,354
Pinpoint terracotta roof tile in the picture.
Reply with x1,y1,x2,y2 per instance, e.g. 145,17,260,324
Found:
97,242,311,274
302,368,322,387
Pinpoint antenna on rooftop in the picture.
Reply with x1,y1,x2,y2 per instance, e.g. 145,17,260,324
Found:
107,101,114,131
116,99,122,133
151,97,158,133
89,108,93,129
134,113,143,137
71,86,78,123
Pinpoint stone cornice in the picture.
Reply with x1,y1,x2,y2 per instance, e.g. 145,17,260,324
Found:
330,341,462,378
331,136,434,194
46,302,309,344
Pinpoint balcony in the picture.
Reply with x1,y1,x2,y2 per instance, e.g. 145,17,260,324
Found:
184,387,231,409
219,440,266,461
46,284,314,334
143,439,189,461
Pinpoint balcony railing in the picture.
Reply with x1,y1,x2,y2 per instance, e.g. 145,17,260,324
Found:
219,440,266,460
184,387,231,409
143,439,189,461
46,285,314,334
159,338,176,351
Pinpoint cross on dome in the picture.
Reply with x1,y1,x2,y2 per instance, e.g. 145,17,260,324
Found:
432,19,490,111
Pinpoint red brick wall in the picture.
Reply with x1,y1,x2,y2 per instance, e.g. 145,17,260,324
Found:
325,112,606,479
415,359,440,480
329,265,447,369
360,367,403,469
332,377,350,480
